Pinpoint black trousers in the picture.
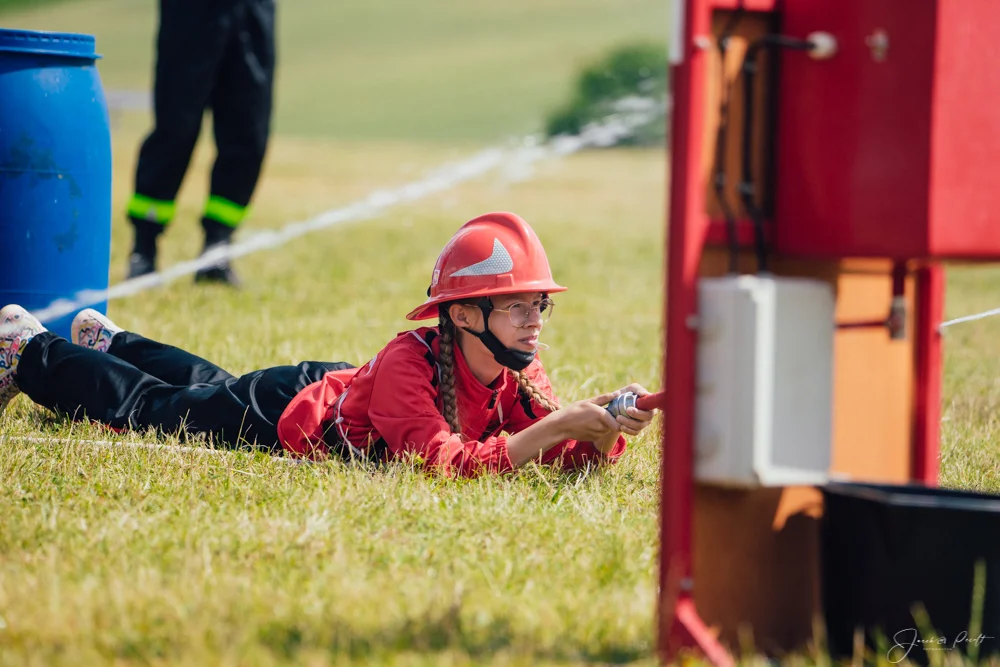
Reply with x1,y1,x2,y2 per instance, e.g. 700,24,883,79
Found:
17,332,353,452
132,0,276,217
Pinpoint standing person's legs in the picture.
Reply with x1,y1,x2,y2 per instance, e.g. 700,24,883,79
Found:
126,0,234,278
17,332,353,451
195,0,277,285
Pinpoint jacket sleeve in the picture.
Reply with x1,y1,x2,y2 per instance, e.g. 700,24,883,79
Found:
503,361,628,470
367,343,515,478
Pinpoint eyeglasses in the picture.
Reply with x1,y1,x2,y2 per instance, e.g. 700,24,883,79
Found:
491,297,555,328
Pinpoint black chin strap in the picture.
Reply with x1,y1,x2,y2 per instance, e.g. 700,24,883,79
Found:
461,297,536,372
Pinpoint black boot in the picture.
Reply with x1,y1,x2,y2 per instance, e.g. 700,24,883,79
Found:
127,219,164,279
194,218,241,287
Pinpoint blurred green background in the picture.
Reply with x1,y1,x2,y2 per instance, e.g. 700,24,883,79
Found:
1,0,669,141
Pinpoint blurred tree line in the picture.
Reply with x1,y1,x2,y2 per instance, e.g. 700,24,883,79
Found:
545,40,668,147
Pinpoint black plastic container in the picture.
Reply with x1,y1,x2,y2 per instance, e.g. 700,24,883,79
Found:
821,482,1000,664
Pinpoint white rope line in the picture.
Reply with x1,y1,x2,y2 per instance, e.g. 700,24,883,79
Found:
30,111,653,325
939,307,1000,331
5,435,322,466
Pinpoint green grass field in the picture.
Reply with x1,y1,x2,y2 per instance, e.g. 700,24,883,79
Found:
3,0,668,141
1,1,1000,665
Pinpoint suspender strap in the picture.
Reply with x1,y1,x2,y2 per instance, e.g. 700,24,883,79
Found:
324,329,444,463
519,392,538,420
409,329,441,387
422,330,439,386
321,421,386,464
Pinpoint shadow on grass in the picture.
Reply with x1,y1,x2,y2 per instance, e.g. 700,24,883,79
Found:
256,610,652,665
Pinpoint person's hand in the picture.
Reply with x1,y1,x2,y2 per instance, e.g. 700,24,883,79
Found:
608,383,655,437
552,390,622,442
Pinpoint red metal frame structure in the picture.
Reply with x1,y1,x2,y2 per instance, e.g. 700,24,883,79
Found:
913,266,944,484
656,0,945,663
658,0,723,661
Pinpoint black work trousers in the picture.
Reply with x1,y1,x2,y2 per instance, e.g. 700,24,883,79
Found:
132,0,276,214
17,332,353,452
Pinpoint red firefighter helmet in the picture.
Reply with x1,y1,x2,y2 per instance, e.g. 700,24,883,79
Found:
406,212,567,321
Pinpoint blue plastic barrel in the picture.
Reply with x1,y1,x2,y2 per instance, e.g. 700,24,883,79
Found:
0,29,112,340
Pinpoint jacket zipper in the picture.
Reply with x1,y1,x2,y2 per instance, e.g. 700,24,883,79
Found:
479,389,504,441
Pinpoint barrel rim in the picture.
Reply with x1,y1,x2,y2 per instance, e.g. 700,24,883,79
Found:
0,28,101,60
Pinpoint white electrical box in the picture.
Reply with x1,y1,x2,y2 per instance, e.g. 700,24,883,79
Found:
694,275,835,488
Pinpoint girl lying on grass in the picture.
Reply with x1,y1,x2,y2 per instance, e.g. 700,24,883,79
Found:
0,212,653,476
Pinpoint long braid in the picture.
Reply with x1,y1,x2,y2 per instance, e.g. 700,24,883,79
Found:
516,371,560,413
437,309,462,435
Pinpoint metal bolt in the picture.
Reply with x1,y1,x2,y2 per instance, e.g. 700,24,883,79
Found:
866,29,889,62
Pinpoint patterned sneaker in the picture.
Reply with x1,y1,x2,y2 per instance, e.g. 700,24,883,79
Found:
0,305,46,415
71,308,122,353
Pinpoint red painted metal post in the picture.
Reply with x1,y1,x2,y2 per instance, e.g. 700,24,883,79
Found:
913,264,944,484
658,1,733,665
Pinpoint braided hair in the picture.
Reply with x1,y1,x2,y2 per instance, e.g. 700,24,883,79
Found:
515,370,560,412
437,307,462,435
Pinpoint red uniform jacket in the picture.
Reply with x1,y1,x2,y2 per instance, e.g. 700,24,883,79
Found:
276,327,627,477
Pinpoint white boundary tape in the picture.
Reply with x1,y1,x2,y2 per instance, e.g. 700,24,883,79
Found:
31,113,652,325
939,307,1000,331
7,435,319,466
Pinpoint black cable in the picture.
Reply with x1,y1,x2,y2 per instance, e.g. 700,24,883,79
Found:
710,8,744,274
739,34,813,274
